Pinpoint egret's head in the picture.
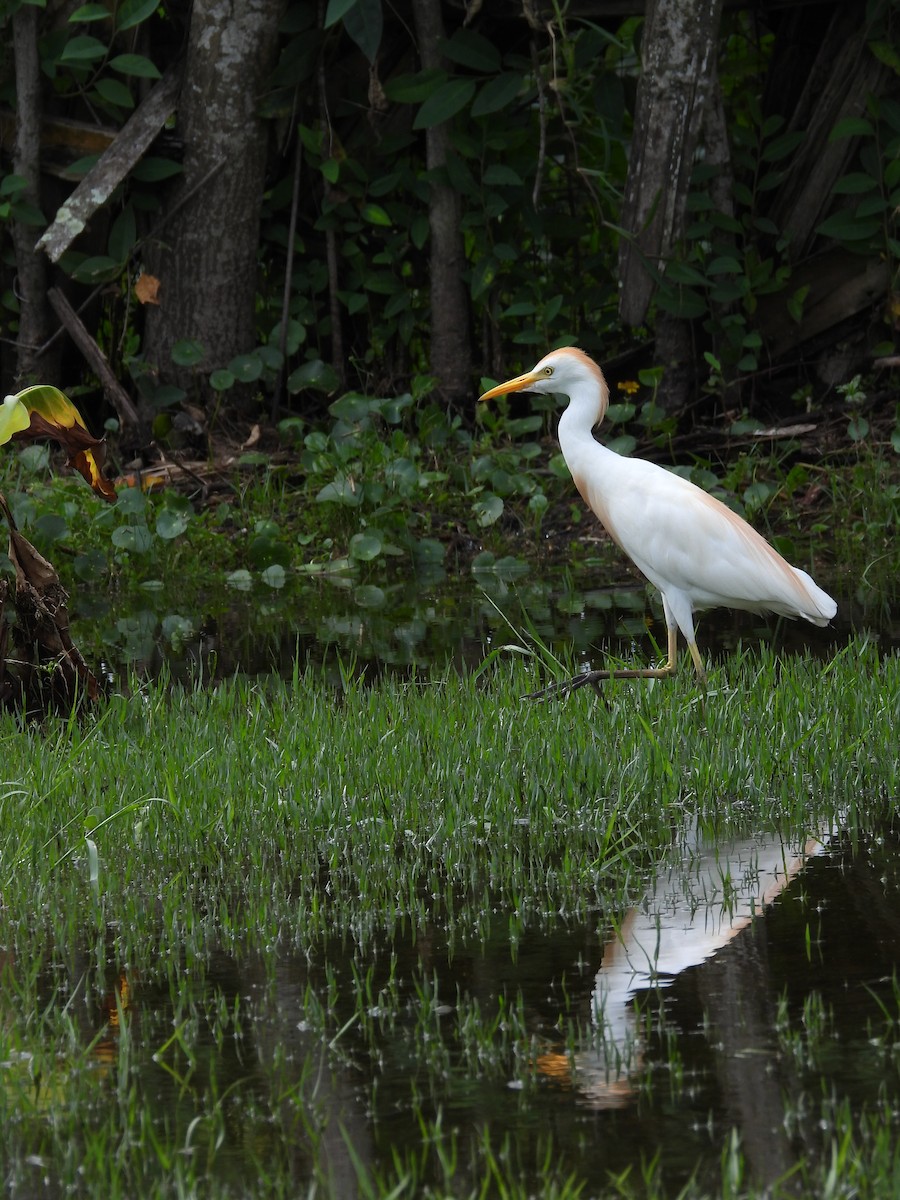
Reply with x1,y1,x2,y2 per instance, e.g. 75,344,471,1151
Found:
478,347,607,417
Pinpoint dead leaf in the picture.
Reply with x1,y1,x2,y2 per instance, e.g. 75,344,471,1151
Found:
0,491,100,714
135,272,161,305
10,386,117,501
8,524,60,592
242,423,261,449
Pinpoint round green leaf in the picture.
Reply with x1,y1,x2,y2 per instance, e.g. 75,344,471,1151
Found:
162,614,194,644
34,514,69,543
354,584,386,608
114,487,147,516
261,564,287,588
111,524,153,554
227,354,263,382
605,403,636,424
226,569,253,591
256,345,284,370
329,392,372,421
73,549,108,582
473,493,504,526
171,339,205,367
316,477,361,506
249,535,290,568
288,359,340,394
156,509,190,540
209,369,235,392
602,436,638,453
269,319,305,356
348,531,383,561
413,538,444,564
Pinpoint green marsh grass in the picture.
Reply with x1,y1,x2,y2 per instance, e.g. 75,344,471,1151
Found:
1,640,899,1197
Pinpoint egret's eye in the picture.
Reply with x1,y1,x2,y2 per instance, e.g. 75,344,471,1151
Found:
543,366,553,376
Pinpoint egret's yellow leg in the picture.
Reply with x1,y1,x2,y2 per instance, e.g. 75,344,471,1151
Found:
526,625,685,700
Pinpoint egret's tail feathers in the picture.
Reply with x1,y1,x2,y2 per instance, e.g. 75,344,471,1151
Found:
792,567,837,625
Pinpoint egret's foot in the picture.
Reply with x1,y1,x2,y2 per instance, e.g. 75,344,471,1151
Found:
525,670,607,701
525,663,677,701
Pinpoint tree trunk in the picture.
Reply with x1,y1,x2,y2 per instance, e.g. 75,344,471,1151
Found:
411,0,473,409
11,7,53,388
617,0,725,329
142,0,285,411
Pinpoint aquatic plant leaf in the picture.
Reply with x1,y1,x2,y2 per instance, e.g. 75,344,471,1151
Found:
7,385,117,501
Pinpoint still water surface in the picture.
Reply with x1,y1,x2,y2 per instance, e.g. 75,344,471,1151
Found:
29,564,899,1193
64,821,900,1196
77,555,879,684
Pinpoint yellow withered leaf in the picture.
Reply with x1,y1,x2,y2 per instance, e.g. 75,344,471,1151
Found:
0,393,32,445
7,385,118,502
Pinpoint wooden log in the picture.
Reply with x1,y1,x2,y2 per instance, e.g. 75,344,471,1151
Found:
35,67,182,264
757,247,890,358
46,287,140,430
767,3,892,256
0,110,116,175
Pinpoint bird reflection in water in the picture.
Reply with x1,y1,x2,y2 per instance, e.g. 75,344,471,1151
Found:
535,824,836,1109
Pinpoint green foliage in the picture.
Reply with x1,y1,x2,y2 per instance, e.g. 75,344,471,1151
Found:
821,95,900,279
256,7,630,389
0,379,566,600
0,0,170,354
656,93,800,390
838,374,871,444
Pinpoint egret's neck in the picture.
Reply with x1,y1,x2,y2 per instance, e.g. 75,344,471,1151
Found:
556,371,610,467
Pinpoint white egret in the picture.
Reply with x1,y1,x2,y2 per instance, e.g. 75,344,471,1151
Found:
479,347,836,689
